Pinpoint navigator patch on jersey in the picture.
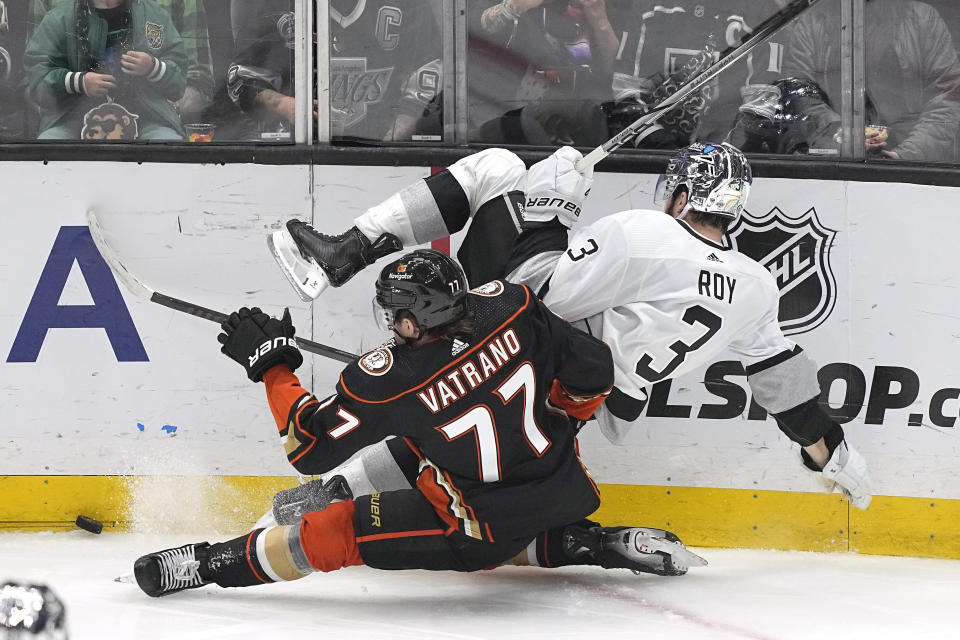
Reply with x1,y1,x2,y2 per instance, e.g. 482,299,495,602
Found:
728,207,837,335
359,348,393,376
470,281,504,297
145,22,164,49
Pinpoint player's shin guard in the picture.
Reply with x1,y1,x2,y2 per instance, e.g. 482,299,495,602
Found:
212,504,365,585
299,500,364,573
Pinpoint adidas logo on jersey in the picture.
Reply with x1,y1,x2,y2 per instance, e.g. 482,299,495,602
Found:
451,339,470,356
707,253,722,263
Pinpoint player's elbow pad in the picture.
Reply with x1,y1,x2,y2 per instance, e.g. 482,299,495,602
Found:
770,396,835,446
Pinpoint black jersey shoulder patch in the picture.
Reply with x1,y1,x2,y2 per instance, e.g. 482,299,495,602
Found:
358,346,394,376
470,280,505,297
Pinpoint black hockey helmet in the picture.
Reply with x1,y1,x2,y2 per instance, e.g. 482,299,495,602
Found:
772,77,833,155
374,249,468,331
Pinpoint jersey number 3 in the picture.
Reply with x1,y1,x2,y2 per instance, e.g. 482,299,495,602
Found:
437,363,550,482
635,305,722,382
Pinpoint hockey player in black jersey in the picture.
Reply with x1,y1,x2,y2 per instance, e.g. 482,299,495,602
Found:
133,249,706,597
266,142,871,515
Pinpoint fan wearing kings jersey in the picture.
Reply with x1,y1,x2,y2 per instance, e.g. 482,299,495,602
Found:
131,249,708,598
228,0,441,141
267,142,871,513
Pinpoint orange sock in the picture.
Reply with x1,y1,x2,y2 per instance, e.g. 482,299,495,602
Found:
299,500,364,572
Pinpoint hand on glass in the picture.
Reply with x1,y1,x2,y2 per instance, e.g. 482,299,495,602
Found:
121,50,155,77
83,72,116,97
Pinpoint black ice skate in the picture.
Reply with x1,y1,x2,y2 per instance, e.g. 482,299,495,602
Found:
564,526,707,576
134,543,211,597
271,475,354,525
268,220,402,301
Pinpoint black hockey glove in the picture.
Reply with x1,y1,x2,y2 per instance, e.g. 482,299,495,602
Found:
217,307,303,382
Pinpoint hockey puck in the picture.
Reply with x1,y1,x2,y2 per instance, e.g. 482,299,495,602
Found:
75,515,103,534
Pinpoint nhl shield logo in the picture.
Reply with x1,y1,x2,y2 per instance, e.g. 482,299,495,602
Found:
728,207,837,335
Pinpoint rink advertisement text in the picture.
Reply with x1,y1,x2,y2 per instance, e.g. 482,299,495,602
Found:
645,361,958,429
4,226,956,431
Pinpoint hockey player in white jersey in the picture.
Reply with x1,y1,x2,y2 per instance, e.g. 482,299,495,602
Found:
267,142,871,519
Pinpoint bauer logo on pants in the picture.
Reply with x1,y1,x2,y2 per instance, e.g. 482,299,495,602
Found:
728,207,837,335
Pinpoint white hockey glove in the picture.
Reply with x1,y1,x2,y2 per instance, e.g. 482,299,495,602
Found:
524,146,594,229
820,440,872,509
802,426,872,509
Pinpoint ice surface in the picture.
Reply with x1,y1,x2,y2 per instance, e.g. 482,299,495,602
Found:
1,531,958,639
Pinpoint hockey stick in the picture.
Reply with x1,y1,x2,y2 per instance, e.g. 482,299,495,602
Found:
86,210,357,364
575,0,822,171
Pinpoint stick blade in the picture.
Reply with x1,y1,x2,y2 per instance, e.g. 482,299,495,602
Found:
86,209,154,302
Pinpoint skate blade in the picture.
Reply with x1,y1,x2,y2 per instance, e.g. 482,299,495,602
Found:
267,229,330,302
252,508,278,530
635,534,708,571
674,546,708,568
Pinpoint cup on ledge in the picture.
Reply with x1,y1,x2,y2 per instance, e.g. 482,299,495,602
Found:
185,123,216,143
865,124,888,145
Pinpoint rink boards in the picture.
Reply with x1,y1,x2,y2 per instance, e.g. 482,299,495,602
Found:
0,162,957,558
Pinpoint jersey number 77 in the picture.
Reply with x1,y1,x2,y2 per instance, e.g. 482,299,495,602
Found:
436,363,551,482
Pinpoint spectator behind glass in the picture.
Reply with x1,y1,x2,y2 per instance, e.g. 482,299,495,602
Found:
0,0,28,139
691,1,797,152
598,1,725,150
227,0,442,142
29,0,214,124
25,0,187,140
467,0,617,146
784,0,960,162
229,0,289,46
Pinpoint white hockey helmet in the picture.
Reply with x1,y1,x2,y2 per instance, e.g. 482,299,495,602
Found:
0,583,68,639
653,142,752,220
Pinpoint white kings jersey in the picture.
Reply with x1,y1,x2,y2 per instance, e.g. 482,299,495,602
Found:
536,209,814,443
353,147,821,445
